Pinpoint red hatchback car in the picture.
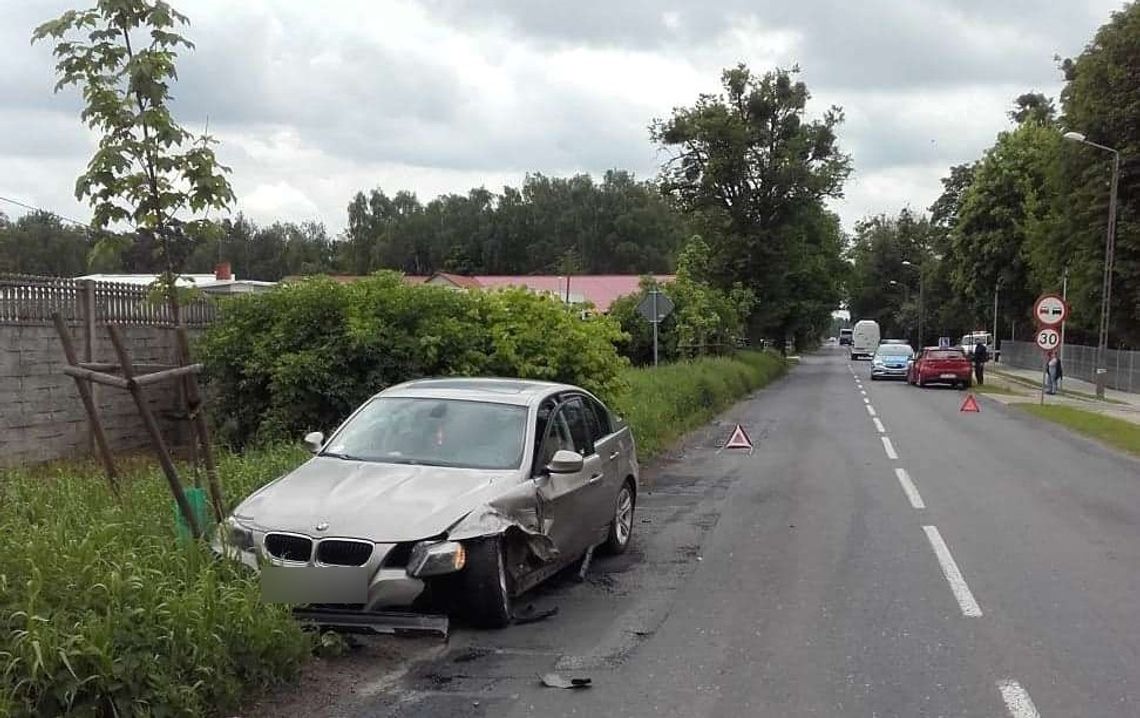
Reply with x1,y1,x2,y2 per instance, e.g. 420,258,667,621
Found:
908,347,973,389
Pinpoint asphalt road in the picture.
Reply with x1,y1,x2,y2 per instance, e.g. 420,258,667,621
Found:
360,348,1140,717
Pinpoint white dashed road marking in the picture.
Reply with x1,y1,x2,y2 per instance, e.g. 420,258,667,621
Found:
880,434,896,458
997,680,1041,718
866,405,877,417
873,417,886,433
863,397,871,404
894,468,925,509
923,525,983,617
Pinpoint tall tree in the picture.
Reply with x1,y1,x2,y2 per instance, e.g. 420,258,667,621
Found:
650,64,852,343
1055,2,1140,346
34,0,235,312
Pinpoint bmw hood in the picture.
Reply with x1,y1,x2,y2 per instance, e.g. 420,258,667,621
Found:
232,457,516,542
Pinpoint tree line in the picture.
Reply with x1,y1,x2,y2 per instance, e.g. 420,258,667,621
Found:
849,4,1140,350
1,170,686,281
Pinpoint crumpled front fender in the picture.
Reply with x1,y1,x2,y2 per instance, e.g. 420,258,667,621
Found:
447,482,559,563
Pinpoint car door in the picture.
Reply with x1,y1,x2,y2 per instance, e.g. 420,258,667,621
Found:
532,397,606,559
580,394,625,537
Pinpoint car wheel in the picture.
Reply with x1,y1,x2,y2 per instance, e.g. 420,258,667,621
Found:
602,480,636,555
459,537,512,628
918,376,926,388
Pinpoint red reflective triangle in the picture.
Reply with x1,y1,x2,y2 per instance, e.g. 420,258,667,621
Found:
960,394,980,413
724,423,753,449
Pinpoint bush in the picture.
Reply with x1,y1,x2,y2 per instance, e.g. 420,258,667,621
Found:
609,237,753,365
0,446,312,717
612,351,786,459
198,272,629,446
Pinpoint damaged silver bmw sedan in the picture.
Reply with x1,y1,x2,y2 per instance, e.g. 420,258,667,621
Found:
216,378,639,628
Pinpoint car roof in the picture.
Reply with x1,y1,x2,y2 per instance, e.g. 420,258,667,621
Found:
375,377,579,406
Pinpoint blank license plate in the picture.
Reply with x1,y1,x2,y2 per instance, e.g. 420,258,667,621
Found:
940,373,957,379
261,565,368,604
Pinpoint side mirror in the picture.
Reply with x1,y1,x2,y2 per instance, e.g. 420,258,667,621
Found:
303,431,324,454
547,449,584,474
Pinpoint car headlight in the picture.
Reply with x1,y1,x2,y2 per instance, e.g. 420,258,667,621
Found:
407,540,467,577
223,517,256,553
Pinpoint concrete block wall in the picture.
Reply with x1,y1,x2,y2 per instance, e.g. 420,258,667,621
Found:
0,322,200,468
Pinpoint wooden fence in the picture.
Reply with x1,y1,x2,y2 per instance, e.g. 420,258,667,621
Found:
0,273,217,326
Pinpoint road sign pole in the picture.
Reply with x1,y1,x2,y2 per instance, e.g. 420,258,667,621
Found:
652,289,659,367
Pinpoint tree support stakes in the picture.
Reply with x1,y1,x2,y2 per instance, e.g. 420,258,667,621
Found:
51,312,120,497
175,325,225,522
107,324,202,539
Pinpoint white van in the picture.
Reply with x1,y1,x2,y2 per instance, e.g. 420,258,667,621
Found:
850,320,881,360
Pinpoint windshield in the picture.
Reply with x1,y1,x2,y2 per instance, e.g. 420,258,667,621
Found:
875,346,912,357
322,397,528,470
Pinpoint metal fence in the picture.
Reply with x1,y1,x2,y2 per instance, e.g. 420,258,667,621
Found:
1000,340,1139,394
0,273,216,326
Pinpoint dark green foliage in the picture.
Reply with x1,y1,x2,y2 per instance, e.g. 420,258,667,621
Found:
651,65,852,346
341,171,687,276
197,273,630,446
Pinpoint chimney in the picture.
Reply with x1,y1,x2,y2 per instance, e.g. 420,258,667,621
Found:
214,262,232,281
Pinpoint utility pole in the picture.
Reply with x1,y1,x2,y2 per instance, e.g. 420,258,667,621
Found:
1060,266,1069,361
1063,131,1120,399
992,280,1000,361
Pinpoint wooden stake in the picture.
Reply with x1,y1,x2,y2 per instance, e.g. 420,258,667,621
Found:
175,325,225,522
107,325,201,539
52,312,120,496
62,365,131,390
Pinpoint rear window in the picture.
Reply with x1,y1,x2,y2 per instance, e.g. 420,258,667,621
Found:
928,350,966,360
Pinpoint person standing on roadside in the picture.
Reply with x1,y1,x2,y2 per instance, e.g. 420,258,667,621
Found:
1046,351,1062,395
973,341,989,385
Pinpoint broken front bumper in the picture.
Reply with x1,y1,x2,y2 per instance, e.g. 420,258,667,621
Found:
214,529,430,611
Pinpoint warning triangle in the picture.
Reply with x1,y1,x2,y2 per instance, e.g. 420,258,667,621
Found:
959,394,980,413
724,423,754,450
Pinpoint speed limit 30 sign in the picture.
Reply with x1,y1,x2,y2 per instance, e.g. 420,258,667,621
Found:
1036,327,1061,351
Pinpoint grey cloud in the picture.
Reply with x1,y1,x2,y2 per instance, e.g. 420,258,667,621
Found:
427,0,1101,89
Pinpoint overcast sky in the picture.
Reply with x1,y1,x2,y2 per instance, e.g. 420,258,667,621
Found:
0,0,1124,236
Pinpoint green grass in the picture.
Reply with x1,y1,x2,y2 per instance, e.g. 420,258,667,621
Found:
1016,404,1140,457
0,445,314,717
973,383,1020,396
612,351,787,460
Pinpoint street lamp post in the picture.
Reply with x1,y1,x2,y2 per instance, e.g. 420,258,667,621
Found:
902,260,923,347
1063,131,1120,399
992,278,1002,362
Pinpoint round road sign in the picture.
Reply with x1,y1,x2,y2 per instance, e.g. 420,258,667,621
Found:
1033,294,1068,327
1035,327,1061,351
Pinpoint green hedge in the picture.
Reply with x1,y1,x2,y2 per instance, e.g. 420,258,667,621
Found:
198,272,629,447
612,351,786,459
0,447,312,717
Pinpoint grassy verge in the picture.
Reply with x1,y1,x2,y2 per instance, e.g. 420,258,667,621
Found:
1015,404,1140,458
974,382,1021,397
994,370,1128,405
613,350,787,460
0,445,313,717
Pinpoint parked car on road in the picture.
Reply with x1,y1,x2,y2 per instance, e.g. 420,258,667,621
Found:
908,347,973,389
871,344,914,380
215,378,639,628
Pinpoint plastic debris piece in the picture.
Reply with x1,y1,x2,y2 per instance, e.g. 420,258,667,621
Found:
541,673,592,689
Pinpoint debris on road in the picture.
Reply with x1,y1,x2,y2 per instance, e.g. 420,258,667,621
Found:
577,545,596,581
512,604,559,625
540,673,593,689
